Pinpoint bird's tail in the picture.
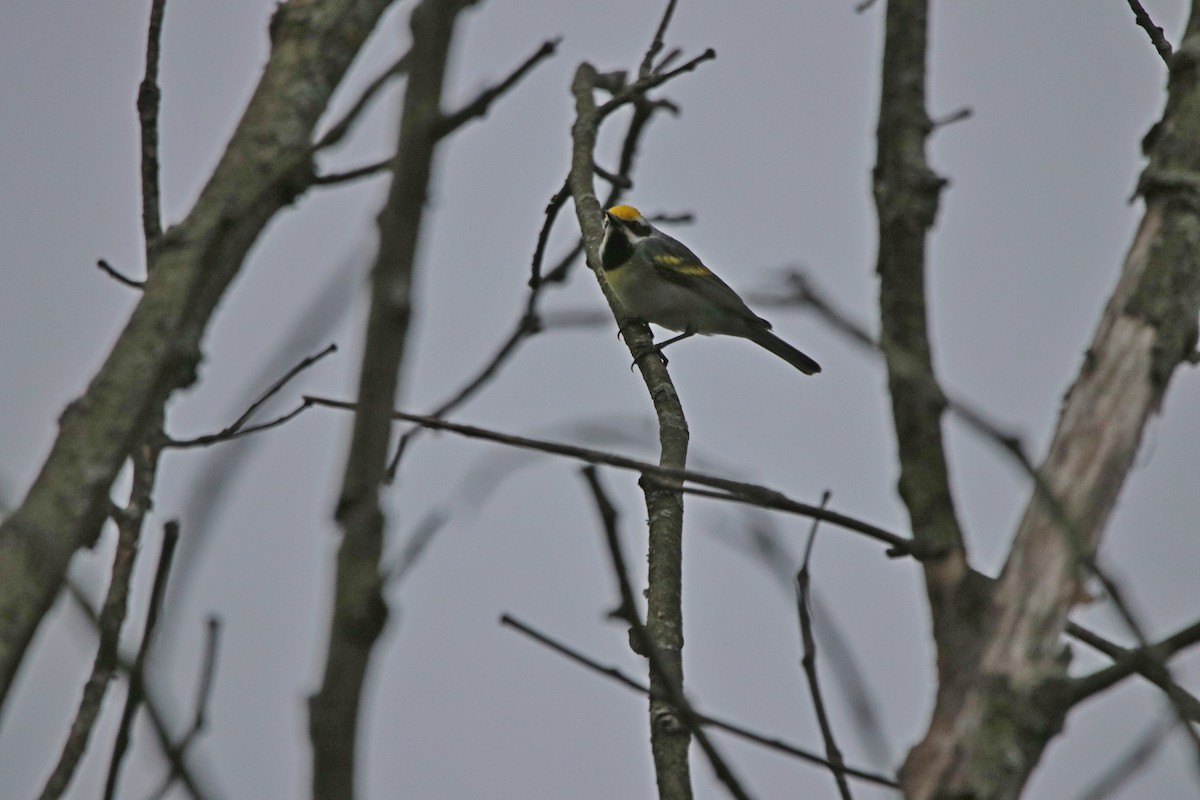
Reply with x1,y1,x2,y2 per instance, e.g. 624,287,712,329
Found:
746,326,821,375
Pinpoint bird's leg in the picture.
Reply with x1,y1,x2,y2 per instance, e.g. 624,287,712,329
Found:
630,329,695,370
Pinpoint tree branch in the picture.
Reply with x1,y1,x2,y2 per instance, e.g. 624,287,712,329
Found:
0,0,399,713
566,42,706,795
38,436,162,800
580,467,752,800
1127,0,1173,63
137,0,167,244
903,9,1200,793
308,3,478,799
435,37,560,136
499,613,898,790
872,3,975,749
103,520,180,800
384,86,675,479
1059,619,1200,717
307,397,917,555
794,493,854,800
164,343,335,448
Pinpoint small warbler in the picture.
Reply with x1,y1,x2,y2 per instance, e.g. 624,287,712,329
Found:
599,205,821,375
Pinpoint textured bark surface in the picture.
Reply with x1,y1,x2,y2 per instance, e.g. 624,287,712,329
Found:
901,8,1200,798
569,64,694,800
0,0,398,715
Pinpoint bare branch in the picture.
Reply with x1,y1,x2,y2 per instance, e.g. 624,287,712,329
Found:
596,48,716,119
794,492,854,800
310,3,480,798
872,3,968,731
104,521,181,800
639,0,679,78
164,343,336,448
65,584,215,800
435,38,560,137
1060,619,1200,718
96,258,146,290
137,0,167,243
568,57,700,796
1126,0,1173,63
39,437,162,800
499,614,899,790
0,0,400,711
314,51,412,151
307,397,918,556
581,466,752,800
313,156,397,186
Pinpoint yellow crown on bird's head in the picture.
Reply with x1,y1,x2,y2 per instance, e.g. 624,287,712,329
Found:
606,204,643,221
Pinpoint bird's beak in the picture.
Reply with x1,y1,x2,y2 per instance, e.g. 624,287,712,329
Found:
603,210,615,225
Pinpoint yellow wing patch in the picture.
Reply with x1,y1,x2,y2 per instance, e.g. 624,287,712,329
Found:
607,204,643,221
653,254,710,276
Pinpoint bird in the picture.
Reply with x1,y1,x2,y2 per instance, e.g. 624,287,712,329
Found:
599,204,821,375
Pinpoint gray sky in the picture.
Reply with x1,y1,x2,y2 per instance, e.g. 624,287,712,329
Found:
1,1,1198,798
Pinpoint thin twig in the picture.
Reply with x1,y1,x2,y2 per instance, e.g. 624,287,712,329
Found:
639,0,679,78
314,51,412,151
39,438,161,800
309,396,917,555
529,180,572,289
313,156,397,185
499,614,899,789
1062,619,1200,718
1126,0,1173,63
931,107,972,129
104,521,181,800
137,0,167,243
795,492,853,800
596,48,716,119
581,466,754,800
435,38,560,137
710,510,894,767
164,343,335,448
96,258,146,290
65,586,214,800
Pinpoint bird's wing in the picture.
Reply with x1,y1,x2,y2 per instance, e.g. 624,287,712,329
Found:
638,235,770,327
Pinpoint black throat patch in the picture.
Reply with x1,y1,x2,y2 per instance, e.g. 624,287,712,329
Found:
601,230,634,271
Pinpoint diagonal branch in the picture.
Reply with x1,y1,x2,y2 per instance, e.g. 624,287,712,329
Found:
103,521,180,800
0,0,399,713
499,613,899,790
435,37,560,136
308,396,917,555
164,343,335,448
38,436,162,800
1126,0,1173,63
794,494,854,800
1059,619,1200,717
